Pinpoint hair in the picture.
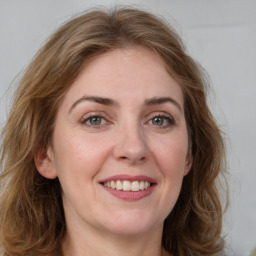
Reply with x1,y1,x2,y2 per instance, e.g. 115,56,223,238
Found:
0,6,228,256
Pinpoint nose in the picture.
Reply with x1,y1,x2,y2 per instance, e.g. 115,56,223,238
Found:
113,123,148,165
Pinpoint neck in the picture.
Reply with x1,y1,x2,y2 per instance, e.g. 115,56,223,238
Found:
61,222,170,256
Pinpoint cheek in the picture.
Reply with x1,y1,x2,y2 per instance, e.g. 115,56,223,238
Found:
52,131,111,180
148,135,188,220
152,134,189,176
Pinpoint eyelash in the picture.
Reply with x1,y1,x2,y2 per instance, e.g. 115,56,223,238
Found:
80,113,108,127
80,113,175,129
148,114,175,128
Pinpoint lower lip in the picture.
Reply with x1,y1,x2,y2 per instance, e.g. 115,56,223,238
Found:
102,185,156,201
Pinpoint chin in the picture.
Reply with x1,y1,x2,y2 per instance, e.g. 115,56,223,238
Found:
101,211,162,236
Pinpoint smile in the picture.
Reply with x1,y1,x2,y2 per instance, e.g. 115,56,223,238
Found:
103,180,151,192
99,175,157,200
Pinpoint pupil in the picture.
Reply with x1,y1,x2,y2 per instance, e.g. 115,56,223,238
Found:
90,117,101,125
153,117,163,125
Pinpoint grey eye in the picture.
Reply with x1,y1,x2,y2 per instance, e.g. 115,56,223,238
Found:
88,116,103,125
149,115,174,128
152,117,164,126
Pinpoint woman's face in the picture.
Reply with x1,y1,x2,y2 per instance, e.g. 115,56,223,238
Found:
36,46,192,237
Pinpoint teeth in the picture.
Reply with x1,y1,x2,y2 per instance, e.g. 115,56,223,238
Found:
123,180,131,191
116,180,122,190
103,180,152,191
110,180,116,189
139,181,145,190
131,181,140,192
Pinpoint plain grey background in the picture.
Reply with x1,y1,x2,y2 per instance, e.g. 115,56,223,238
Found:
0,0,255,255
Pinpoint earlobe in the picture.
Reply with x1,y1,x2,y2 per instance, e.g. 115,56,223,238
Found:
34,146,57,179
184,152,193,176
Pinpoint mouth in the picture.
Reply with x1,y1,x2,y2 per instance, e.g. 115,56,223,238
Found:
99,175,156,200
101,180,153,192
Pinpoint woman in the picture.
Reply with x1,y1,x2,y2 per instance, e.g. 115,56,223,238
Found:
0,7,228,256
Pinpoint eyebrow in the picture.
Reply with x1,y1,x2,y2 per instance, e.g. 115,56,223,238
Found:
69,96,182,113
69,96,119,113
145,97,182,112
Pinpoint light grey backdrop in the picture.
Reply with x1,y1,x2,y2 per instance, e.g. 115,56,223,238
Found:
0,0,255,255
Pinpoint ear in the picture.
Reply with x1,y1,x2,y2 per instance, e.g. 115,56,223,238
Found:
184,150,193,176
34,146,57,179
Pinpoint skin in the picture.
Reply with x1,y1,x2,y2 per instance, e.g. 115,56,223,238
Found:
35,45,192,256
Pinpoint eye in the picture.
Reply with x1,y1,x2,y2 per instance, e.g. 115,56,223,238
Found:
81,115,107,126
149,115,174,128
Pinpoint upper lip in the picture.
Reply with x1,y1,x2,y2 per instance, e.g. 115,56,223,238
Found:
99,174,157,184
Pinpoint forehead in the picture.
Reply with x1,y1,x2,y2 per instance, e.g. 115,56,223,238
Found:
62,45,184,108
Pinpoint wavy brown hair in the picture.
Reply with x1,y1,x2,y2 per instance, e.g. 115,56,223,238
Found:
0,7,228,256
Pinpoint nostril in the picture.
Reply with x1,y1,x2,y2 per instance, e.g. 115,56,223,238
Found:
120,156,128,160
118,155,146,162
